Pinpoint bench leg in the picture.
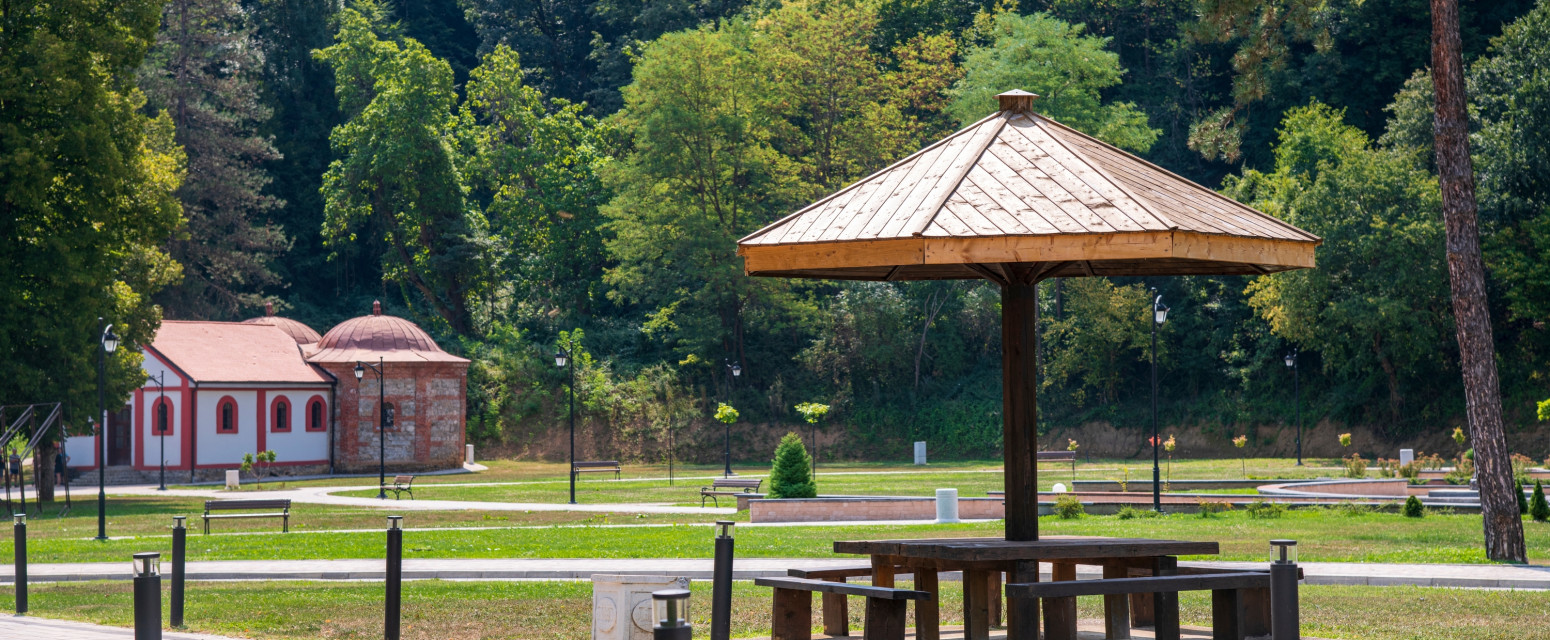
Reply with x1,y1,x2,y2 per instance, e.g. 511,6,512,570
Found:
1211,589,1244,640
988,570,1002,627
1239,587,1271,638
1103,562,1132,639
772,587,813,640
283,514,289,533
1152,558,1180,640
915,570,940,640
1006,560,1040,640
864,598,908,640
963,568,992,640
872,557,895,588
1042,596,1078,640
821,578,849,637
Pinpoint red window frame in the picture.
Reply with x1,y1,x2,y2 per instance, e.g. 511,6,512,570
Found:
217,396,239,433
152,396,174,436
305,395,327,432
271,396,292,433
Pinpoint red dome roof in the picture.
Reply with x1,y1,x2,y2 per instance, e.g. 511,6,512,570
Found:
308,301,468,364
242,303,322,345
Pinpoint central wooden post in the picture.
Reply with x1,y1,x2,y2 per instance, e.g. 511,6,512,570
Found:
1002,279,1039,541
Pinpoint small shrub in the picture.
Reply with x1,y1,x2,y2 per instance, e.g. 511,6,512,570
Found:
1246,500,1286,519
1116,467,1130,492
1403,496,1424,518
1530,481,1549,522
1418,452,1446,470
1343,453,1367,479
1196,499,1231,518
1336,502,1373,517
1338,432,1352,447
1396,460,1422,481
1116,505,1160,520
768,432,816,499
1518,480,1529,515
1452,426,1467,448
1511,453,1533,485
1053,494,1084,519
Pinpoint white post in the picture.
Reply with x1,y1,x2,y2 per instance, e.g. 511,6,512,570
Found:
466,444,475,466
1399,449,1414,466
935,488,959,523
224,469,240,490
914,441,927,466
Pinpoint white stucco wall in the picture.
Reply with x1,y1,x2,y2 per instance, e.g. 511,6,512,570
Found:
265,391,329,463
198,390,258,466
65,435,97,468
140,350,184,389
138,389,183,468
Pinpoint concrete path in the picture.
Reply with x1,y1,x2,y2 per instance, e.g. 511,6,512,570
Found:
103,483,737,516
6,557,1547,589
0,615,239,639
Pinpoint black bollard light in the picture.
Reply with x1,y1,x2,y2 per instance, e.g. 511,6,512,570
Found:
652,588,693,640
1270,539,1300,640
171,516,186,627
13,513,27,614
132,552,162,640
385,515,403,640
710,520,734,640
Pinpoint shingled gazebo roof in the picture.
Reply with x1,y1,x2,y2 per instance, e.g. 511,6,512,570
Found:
738,90,1320,282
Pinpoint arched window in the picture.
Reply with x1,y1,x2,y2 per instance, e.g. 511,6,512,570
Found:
271,396,292,432
306,396,327,432
153,397,173,436
217,396,238,433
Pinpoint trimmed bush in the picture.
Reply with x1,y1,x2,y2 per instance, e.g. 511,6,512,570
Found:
1115,505,1160,520
1518,480,1529,514
1531,481,1549,522
1053,494,1084,519
1246,500,1286,519
768,432,816,499
1403,495,1424,518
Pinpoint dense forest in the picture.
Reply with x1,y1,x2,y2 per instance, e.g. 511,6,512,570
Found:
7,0,1550,464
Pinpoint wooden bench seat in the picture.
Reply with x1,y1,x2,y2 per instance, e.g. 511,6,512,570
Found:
756,576,930,640
203,499,291,535
1008,569,1273,640
383,474,415,500
700,477,763,507
571,460,621,480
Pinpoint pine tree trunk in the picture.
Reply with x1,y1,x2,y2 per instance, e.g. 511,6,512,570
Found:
1430,0,1526,563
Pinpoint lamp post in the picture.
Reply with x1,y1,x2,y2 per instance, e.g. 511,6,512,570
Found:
96,318,119,542
151,371,167,491
723,360,740,478
354,358,386,499
1285,350,1302,466
555,339,576,505
1149,292,1168,513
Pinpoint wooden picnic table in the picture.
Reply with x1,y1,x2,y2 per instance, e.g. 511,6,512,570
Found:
833,536,1220,640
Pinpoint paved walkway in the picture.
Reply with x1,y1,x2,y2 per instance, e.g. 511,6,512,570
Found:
6,557,1547,589
104,483,737,516
0,615,239,639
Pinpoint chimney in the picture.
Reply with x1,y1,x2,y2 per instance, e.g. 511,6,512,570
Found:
265,301,275,316
996,90,1039,113
372,300,382,316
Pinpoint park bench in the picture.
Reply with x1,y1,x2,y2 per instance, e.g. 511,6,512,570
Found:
1006,561,1282,640
699,477,763,507
757,576,930,640
571,460,621,481
1038,450,1078,477
202,499,291,535
383,474,415,500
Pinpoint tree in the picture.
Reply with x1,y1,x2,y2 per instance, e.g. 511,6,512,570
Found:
768,432,817,498
1430,0,1525,563
1531,481,1549,522
0,0,186,500
794,401,829,474
1040,278,1151,407
947,12,1159,152
139,0,289,319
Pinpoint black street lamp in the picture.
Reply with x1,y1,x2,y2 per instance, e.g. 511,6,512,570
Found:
555,339,577,505
723,360,741,478
1149,291,1168,513
354,358,387,499
1285,349,1302,466
150,371,167,491
95,318,119,541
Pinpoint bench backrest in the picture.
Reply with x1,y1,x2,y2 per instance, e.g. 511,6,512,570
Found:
206,499,292,511
1036,451,1077,460
573,461,620,468
712,478,763,489
1006,572,1269,600
756,576,930,601
393,475,414,483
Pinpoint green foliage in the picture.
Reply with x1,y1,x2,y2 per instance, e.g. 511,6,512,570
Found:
1531,481,1549,522
1343,454,1367,479
1246,500,1286,519
1114,505,1159,520
768,432,817,499
1403,495,1425,518
1040,278,1151,407
948,12,1158,151
714,403,740,425
1518,480,1530,515
1196,500,1231,518
240,450,279,484
1052,493,1084,519
1539,400,1550,423
794,403,829,425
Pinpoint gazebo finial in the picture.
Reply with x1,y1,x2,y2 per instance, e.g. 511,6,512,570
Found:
265,301,274,316
996,89,1039,113
372,300,382,316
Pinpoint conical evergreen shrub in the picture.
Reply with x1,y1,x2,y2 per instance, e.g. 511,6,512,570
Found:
768,432,817,499
1402,495,1424,518
1518,480,1529,514
1531,481,1550,523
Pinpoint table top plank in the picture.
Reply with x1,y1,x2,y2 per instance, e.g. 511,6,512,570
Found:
833,536,1219,561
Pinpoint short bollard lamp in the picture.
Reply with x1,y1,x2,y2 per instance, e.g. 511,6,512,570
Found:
385,515,404,640
652,588,692,640
1269,539,1300,640
13,513,27,614
710,521,735,640
133,552,162,640
171,516,187,627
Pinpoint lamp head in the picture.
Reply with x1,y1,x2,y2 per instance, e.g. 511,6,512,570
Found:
1153,296,1169,325
133,552,161,577
353,363,365,380
730,362,741,377
102,325,120,353
1284,352,1296,368
1270,539,1298,564
715,520,735,539
555,351,568,368
388,515,403,530
652,588,692,629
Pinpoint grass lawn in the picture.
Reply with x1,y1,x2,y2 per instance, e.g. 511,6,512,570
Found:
6,507,1548,565
1,580,1544,639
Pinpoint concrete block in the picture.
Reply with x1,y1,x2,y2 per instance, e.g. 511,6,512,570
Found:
593,574,690,640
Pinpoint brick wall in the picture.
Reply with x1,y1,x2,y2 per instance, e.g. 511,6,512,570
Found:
318,361,468,472
748,497,1005,523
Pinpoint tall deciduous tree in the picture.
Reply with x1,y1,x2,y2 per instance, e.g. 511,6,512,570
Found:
0,0,186,490
140,0,289,319
1429,0,1525,563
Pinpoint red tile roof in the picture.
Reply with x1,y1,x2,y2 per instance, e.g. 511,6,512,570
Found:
149,321,332,384
306,301,469,364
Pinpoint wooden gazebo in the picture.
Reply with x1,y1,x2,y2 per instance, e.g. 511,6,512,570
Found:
738,90,1320,542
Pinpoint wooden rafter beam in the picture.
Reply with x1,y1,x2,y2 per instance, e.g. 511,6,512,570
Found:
1025,261,1069,284
962,263,1010,287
